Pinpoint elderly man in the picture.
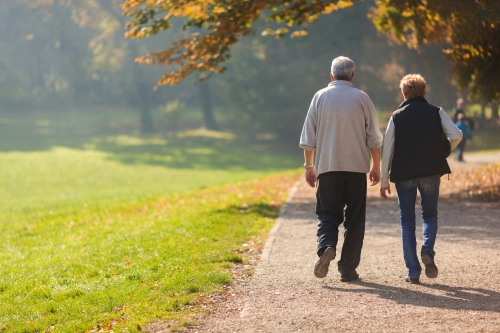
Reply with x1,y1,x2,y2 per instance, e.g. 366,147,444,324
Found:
380,74,462,284
300,56,383,282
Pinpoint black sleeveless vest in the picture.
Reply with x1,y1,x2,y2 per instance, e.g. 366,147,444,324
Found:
389,96,451,183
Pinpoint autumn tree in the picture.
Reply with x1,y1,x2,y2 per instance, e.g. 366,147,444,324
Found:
122,0,500,103
211,2,456,139
371,0,500,103
2,0,169,133
121,0,356,85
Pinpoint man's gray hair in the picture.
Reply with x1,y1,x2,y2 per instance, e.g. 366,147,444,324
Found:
331,56,355,81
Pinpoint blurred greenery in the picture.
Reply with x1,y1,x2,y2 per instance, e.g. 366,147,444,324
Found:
0,108,300,214
463,119,500,152
465,104,499,119
0,0,471,140
442,105,500,152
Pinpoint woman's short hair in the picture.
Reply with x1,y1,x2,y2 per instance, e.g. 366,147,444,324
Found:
331,56,355,81
400,74,426,98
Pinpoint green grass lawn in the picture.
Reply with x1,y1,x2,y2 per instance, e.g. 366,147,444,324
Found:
0,173,298,333
0,109,301,332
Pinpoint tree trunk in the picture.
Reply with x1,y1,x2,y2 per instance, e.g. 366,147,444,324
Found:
199,79,219,130
481,103,486,119
113,8,155,133
492,103,499,119
131,55,154,133
139,94,154,133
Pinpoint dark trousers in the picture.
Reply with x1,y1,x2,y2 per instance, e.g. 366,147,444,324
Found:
316,171,367,273
456,138,467,161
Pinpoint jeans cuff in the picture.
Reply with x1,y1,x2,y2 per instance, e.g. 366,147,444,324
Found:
317,244,335,257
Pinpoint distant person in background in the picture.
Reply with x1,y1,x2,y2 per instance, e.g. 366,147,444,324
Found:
453,97,476,133
300,56,383,282
380,74,462,284
452,98,466,123
455,113,472,162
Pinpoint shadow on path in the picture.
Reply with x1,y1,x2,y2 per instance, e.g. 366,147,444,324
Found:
324,281,500,312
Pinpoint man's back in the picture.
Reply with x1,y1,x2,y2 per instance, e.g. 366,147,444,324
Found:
301,56,383,282
300,80,382,176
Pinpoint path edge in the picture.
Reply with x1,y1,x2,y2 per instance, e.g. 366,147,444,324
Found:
260,179,301,262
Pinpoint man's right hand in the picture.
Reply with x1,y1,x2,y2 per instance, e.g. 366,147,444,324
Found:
305,167,316,188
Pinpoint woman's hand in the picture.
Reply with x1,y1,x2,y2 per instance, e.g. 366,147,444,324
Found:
380,185,391,199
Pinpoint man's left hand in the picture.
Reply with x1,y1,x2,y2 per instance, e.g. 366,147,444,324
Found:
369,167,380,186
305,167,316,188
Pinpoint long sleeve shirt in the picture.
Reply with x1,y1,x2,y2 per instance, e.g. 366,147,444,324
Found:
455,120,472,139
299,80,383,175
380,108,463,187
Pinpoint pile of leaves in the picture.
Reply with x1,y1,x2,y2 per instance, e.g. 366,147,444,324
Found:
443,164,500,202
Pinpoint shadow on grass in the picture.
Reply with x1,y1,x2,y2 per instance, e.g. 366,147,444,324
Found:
92,135,299,171
220,203,282,219
0,110,138,152
323,281,500,312
0,111,301,171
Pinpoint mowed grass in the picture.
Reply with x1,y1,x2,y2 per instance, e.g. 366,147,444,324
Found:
0,109,301,332
0,144,294,215
0,173,298,333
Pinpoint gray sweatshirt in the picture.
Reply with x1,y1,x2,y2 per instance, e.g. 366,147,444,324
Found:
300,80,383,175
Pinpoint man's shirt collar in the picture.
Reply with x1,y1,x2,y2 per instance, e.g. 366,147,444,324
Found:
328,80,353,87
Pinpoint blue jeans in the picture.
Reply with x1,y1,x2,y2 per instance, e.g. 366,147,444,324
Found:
395,175,440,278
456,138,467,161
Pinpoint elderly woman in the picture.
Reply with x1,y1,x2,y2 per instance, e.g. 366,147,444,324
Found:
379,74,462,284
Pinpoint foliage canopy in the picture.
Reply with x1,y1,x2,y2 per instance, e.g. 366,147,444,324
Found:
121,0,356,85
122,0,500,102
372,0,500,102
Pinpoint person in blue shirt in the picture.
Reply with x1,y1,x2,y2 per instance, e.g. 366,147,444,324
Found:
455,113,472,162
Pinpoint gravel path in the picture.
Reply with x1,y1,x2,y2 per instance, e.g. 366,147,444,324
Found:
186,152,500,333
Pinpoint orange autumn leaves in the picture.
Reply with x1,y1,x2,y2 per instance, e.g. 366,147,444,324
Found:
121,0,500,104
442,164,500,202
120,0,356,86
371,0,500,102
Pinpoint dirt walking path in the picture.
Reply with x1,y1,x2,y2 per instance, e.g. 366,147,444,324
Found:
186,152,500,333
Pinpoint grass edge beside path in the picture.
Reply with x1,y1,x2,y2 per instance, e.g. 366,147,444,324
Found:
0,172,300,333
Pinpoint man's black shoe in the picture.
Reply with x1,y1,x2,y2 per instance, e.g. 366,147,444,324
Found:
314,247,336,278
421,249,438,278
405,275,420,284
340,271,359,282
